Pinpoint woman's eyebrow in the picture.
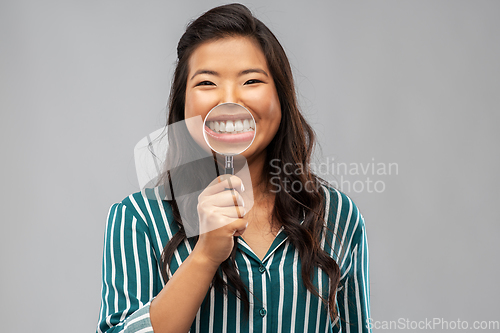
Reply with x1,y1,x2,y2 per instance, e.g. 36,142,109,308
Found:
190,68,269,80
239,68,269,77
190,69,219,80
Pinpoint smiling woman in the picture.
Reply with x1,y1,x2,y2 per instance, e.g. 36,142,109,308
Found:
96,3,371,333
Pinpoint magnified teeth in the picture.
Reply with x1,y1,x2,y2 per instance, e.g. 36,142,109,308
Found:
207,119,255,133
235,120,243,132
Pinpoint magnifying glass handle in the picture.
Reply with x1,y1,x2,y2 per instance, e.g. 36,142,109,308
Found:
225,155,234,175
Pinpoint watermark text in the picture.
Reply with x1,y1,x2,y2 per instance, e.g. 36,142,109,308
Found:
366,317,500,330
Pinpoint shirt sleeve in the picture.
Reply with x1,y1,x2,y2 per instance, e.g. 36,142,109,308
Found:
96,202,157,333
334,199,371,333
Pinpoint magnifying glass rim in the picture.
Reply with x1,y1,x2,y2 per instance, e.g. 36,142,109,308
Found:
202,102,256,156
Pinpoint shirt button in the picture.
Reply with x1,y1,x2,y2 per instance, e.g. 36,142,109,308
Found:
258,265,266,273
259,308,267,317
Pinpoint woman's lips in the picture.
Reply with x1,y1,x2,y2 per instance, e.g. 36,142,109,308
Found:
204,125,255,143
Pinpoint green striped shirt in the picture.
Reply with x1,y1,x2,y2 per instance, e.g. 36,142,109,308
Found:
97,186,371,332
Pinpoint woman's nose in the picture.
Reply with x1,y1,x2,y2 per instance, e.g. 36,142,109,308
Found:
220,86,240,105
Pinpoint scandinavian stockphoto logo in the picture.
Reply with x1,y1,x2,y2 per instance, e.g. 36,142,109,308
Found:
269,157,399,194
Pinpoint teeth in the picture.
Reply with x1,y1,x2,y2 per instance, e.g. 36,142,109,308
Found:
207,119,255,133
235,120,243,132
226,120,234,132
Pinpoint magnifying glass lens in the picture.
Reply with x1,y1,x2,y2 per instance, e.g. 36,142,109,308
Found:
203,103,256,156
203,103,256,175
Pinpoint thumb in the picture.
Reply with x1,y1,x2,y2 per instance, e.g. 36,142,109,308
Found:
231,218,248,237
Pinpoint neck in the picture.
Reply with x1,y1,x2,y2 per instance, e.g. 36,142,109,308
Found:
247,150,273,202
230,149,269,197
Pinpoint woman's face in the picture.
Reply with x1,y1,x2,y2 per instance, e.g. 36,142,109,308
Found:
184,36,281,164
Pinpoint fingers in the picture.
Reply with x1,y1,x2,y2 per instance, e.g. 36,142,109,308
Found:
202,175,245,197
197,175,247,237
205,216,248,235
228,189,244,218
198,203,245,228
199,214,247,235
199,189,245,209
217,206,246,219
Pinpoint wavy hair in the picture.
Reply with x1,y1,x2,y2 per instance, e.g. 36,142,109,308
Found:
156,3,340,320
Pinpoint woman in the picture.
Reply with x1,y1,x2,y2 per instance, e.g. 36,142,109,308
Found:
97,3,370,333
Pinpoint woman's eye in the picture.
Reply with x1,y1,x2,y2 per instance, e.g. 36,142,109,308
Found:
244,79,263,85
196,81,215,86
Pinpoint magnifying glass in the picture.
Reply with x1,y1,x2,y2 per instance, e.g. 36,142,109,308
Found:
203,103,256,175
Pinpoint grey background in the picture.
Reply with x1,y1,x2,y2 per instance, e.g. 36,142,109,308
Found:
1,0,499,332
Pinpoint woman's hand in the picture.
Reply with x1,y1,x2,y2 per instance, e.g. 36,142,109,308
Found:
192,175,248,267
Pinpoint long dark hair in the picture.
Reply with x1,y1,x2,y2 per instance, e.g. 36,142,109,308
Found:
157,3,340,320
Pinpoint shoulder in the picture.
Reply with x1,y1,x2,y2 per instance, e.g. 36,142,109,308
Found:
321,185,365,230
320,185,367,263
110,185,177,233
